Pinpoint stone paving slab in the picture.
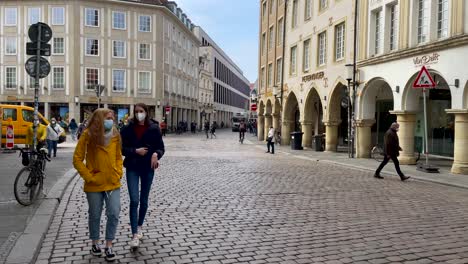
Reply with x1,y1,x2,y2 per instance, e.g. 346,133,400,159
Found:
35,131,468,263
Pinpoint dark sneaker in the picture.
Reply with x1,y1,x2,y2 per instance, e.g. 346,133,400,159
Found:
104,247,116,262
374,174,384,179
90,244,102,256
401,176,411,181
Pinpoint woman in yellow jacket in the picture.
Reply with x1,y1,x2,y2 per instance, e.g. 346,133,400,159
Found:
73,108,123,261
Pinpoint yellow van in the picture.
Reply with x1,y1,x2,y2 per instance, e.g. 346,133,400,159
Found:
1,104,50,146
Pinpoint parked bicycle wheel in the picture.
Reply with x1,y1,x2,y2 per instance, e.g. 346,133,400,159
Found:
371,145,385,162
14,167,43,206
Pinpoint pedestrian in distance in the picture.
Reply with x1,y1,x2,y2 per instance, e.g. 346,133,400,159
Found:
374,122,410,181
26,119,47,150
69,118,78,141
46,118,64,158
160,120,167,136
204,120,210,139
266,126,275,154
210,121,217,139
77,119,88,140
72,108,123,262
120,103,165,251
239,120,246,142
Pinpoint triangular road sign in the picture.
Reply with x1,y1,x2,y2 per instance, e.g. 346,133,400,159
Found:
413,66,436,88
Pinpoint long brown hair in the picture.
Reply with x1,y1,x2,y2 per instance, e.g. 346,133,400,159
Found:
87,108,120,146
134,103,151,125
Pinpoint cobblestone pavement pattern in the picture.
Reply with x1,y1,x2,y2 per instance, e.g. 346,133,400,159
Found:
36,131,468,264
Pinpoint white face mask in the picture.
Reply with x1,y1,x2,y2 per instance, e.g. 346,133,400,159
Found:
136,112,146,122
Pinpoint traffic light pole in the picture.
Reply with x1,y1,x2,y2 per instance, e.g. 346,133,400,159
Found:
32,23,42,151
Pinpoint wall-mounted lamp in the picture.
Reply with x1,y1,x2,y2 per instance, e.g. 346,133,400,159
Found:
454,79,459,88
157,100,161,108
323,96,327,101
43,86,48,91
395,86,400,93
74,96,80,105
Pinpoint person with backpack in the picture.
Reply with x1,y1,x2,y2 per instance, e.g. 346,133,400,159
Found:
46,118,64,158
69,118,79,141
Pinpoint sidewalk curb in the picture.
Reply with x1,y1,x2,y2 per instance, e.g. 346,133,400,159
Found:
253,144,468,190
5,168,78,264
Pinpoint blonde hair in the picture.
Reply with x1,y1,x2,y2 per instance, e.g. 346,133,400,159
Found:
86,108,120,146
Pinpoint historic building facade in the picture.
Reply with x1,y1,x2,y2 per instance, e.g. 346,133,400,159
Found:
356,0,468,174
258,0,468,175
0,0,199,126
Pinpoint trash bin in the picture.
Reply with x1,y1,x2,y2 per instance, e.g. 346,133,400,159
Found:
313,134,325,152
290,131,303,150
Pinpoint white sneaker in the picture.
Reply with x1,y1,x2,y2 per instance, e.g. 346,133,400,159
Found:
137,227,143,240
129,237,139,249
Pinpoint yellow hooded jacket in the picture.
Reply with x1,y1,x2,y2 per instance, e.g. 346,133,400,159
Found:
73,129,123,192
26,123,47,145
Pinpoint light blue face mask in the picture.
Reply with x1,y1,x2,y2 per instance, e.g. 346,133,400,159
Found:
104,120,114,131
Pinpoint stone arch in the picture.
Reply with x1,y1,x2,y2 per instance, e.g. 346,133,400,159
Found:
302,86,324,148
281,92,300,145
464,80,468,108
328,81,348,122
359,77,394,120
258,100,265,116
265,99,273,115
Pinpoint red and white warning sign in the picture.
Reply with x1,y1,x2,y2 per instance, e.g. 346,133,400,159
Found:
413,66,436,88
6,124,14,149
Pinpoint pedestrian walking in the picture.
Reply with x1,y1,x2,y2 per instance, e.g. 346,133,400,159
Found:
46,118,64,158
204,120,210,139
26,119,47,150
160,120,167,136
69,118,78,141
120,103,165,250
374,122,410,181
210,121,217,139
266,126,275,154
72,108,123,261
77,119,88,140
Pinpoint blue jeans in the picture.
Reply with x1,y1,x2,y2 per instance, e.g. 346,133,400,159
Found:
86,189,121,241
46,139,58,157
126,169,155,235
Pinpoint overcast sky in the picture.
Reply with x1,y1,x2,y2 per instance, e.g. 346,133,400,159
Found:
175,0,259,83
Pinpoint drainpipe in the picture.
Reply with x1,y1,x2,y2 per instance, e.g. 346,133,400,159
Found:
351,0,358,158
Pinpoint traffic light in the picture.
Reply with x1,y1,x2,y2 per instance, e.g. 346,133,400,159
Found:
25,22,52,79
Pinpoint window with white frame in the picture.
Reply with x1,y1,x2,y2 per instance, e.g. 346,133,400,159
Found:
52,67,65,89
305,0,312,20
318,31,327,66
139,72,151,92
292,0,298,28
5,67,16,89
139,15,151,32
320,0,328,11
85,68,99,89
28,7,41,25
164,74,169,91
112,11,126,29
278,18,284,46
335,22,345,60
164,48,169,64
276,58,282,84
303,39,311,71
261,67,265,88
290,45,297,75
5,8,17,26
374,10,383,54
51,7,65,25
113,40,126,58
389,5,399,51
85,8,99,27
139,43,151,60
269,26,274,50
438,0,449,39
86,38,99,56
53,37,64,54
112,70,126,92
262,32,266,55
268,63,273,87
417,0,429,44
5,37,17,55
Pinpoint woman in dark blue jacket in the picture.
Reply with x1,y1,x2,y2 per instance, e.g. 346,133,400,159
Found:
120,103,165,250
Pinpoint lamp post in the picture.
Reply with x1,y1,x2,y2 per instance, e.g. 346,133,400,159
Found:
345,64,354,158
93,84,105,109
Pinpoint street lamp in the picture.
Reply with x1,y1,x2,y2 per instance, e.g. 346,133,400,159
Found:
345,64,354,158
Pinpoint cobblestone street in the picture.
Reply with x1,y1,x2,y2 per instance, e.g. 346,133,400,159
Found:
36,131,468,264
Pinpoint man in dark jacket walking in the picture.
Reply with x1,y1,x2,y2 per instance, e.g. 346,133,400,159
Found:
374,122,410,181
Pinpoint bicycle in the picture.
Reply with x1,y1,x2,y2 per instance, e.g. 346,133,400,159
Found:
371,144,421,163
14,147,50,206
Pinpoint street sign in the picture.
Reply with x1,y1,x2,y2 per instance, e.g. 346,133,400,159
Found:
165,106,171,112
6,124,14,149
413,66,436,88
251,104,257,111
25,56,51,79
26,42,51,56
28,22,53,43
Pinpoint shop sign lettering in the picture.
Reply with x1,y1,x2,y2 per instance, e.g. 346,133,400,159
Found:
302,71,325,82
413,52,440,67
